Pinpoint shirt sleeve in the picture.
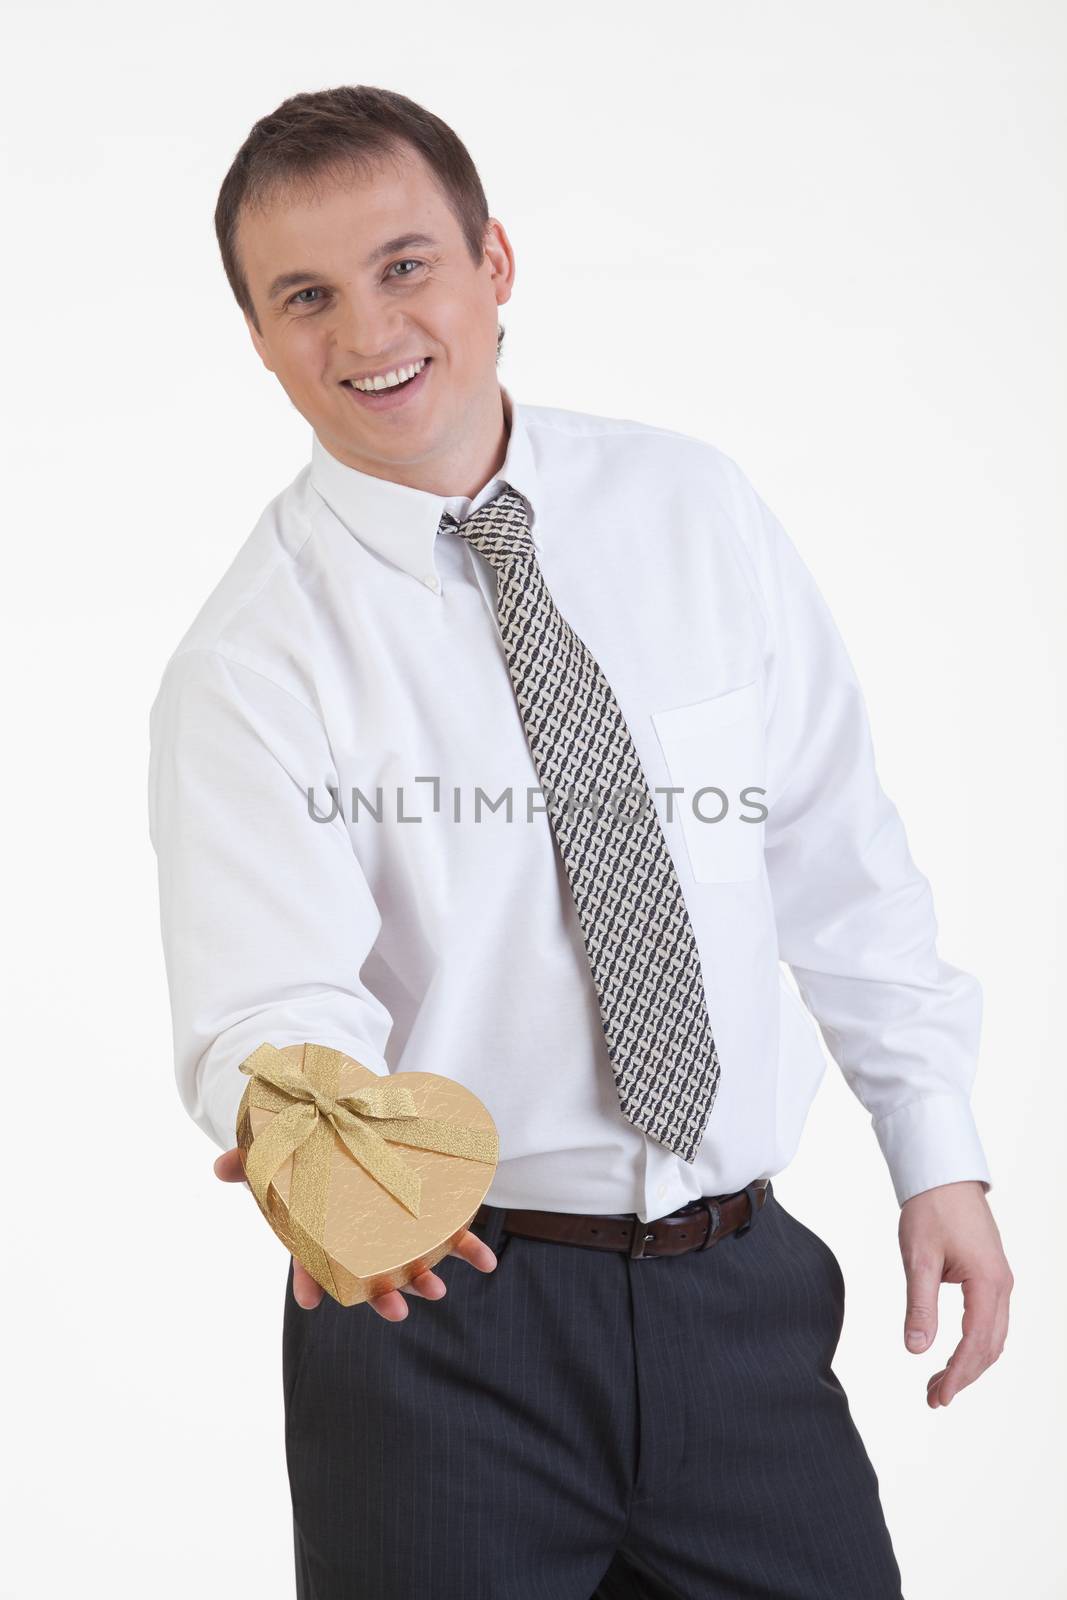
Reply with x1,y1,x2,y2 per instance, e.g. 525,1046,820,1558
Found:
745,490,992,1207
147,647,393,1152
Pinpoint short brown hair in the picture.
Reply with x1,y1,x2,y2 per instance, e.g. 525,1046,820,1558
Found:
214,85,504,356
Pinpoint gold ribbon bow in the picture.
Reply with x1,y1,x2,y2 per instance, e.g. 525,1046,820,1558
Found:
238,1044,499,1246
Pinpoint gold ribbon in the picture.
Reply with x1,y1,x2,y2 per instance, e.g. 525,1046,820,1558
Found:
238,1043,498,1245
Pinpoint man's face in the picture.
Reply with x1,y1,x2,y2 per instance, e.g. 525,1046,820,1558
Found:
238,146,514,487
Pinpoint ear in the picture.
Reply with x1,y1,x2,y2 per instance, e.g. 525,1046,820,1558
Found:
244,310,275,373
483,218,516,311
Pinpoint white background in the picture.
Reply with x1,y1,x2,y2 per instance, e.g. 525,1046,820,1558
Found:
3,2,1063,1595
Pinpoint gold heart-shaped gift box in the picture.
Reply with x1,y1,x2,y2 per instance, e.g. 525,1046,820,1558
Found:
235,1041,500,1306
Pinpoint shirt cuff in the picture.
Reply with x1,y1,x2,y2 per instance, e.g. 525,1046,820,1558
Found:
872,1091,993,1207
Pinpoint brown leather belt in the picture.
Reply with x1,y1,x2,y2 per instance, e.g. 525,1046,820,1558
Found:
472,1178,770,1260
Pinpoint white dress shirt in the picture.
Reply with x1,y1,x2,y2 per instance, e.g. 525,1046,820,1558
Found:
147,386,992,1219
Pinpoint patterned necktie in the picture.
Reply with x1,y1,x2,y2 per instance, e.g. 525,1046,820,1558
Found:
438,485,721,1163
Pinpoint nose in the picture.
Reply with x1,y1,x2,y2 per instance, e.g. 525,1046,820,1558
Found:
331,289,407,367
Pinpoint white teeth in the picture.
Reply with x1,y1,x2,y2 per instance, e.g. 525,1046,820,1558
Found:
349,358,427,392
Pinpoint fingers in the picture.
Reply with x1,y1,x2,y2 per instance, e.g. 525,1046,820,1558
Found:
927,1268,1013,1408
291,1260,433,1316
903,1254,942,1353
451,1228,499,1273
278,1211,500,1320
292,1258,324,1310
213,1147,247,1184
369,1267,445,1321
367,1234,499,1322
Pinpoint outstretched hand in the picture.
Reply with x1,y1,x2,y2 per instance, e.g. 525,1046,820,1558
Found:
898,1179,1013,1408
212,1146,498,1320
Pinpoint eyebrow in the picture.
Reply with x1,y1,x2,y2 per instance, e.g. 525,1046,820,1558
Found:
265,234,439,303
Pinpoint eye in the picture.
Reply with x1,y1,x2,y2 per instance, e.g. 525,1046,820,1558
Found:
387,259,425,279
288,287,325,308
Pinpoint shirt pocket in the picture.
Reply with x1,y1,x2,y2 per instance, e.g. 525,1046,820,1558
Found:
650,681,767,884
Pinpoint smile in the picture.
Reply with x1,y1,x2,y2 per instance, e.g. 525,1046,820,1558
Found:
342,358,432,412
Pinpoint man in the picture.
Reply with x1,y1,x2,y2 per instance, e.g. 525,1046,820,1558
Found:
148,85,1013,1599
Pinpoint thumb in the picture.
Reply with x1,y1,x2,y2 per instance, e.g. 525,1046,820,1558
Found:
904,1257,942,1352
213,1147,248,1184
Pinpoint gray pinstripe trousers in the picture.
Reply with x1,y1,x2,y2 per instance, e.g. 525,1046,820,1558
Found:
282,1183,904,1598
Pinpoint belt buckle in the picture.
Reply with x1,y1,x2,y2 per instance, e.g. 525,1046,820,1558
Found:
698,1198,722,1251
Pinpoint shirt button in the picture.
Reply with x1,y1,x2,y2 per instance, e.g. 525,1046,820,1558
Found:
657,1182,667,1199
425,575,440,592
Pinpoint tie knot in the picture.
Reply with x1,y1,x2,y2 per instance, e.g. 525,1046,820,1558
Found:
438,486,534,567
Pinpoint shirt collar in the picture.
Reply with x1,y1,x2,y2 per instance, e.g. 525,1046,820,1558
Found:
308,383,542,591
